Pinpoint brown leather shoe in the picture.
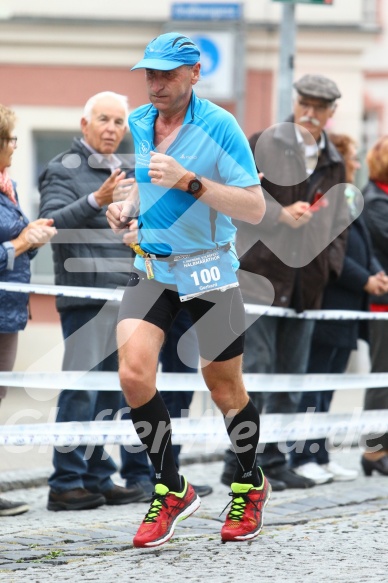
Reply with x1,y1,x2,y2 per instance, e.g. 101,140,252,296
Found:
102,484,147,505
47,488,106,511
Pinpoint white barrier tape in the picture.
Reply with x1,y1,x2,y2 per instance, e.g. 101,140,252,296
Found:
2,371,388,393
2,281,388,320
0,411,387,446
0,282,124,302
244,304,388,320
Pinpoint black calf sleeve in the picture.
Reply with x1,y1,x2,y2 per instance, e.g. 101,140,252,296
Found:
130,391,181,491
225,399,261,486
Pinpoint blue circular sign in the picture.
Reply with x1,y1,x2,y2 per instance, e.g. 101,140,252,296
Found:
192,36,219,77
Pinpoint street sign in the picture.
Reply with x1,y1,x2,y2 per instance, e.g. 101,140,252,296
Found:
171,3,242,20
175,30,235,100
273,0,333,4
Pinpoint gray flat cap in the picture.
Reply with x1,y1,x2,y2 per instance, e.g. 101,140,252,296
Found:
294,74,341,101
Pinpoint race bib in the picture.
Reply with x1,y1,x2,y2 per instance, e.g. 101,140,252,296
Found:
172,248,239,302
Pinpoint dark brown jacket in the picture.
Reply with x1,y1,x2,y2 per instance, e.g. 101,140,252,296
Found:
237,119,348,311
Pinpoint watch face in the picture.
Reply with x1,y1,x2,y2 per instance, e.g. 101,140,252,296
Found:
188,179,202,194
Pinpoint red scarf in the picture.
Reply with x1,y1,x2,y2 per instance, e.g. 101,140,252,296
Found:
370,181,388,310
375,181,388,196
0,170,17,205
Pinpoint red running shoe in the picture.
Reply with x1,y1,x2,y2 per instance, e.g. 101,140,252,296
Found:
133,476,201,548
221,469,271,542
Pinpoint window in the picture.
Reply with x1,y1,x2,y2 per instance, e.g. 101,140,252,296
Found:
362,0,378,25
31,131,80,282
359,108,380,189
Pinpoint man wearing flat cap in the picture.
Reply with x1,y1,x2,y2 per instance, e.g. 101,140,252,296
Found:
294,73,342,102
107,32,268,547
221,74,350,490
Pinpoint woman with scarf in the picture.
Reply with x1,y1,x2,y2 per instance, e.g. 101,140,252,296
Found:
362,136,388,476
290,133,388,484
0,104,56,516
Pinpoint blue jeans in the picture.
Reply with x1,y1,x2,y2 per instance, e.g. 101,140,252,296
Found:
243,314,315,468
290,343,351,467
49,304,138,493
121,309,199,486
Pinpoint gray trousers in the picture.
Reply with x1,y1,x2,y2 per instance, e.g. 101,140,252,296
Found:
0,332,18,401
364,319,388,451
244,314,315,468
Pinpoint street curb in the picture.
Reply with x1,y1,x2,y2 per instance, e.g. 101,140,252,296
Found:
0,450,225,493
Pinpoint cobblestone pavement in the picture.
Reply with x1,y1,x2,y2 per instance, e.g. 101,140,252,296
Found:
1,450,388,583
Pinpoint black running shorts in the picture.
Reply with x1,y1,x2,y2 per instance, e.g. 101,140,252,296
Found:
118,269,245,362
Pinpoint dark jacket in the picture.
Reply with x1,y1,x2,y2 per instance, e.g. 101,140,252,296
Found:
237,119,348,310
312,209,382,349
39,139,134,312
363,180,388,305
0,187,37,333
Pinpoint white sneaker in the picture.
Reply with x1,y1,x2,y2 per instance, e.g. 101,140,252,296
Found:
293,462,333,485
322,462,358,482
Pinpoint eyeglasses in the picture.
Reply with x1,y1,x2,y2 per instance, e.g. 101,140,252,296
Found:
297,100,331,114
3,136,17,146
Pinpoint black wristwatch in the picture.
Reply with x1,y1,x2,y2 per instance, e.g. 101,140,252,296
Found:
187,173,203,196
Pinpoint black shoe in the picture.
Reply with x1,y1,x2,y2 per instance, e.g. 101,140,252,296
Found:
220,451,237,487
361,454,388,476
221,465,235,487
47,488,106,511
265,466,315,489
0,497,29,516
192,484,213,497
102,484,148,505
126,480,155,503
267,477,287,491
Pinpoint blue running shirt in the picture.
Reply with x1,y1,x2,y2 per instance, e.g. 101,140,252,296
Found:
129,91,260,284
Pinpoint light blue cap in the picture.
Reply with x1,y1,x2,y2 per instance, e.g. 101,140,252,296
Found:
131,32,200,71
